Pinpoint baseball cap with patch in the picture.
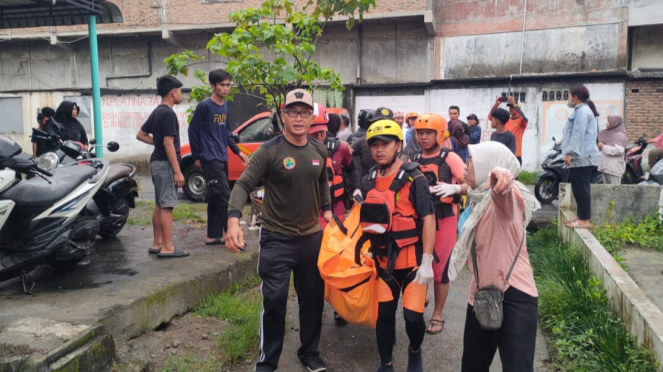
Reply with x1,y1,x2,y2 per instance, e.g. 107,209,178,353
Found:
466,113,478,121
371,107,394,123
284,89,313,109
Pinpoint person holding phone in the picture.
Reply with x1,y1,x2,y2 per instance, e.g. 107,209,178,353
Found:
488,95,528,164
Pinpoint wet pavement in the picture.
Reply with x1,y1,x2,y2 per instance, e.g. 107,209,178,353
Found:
0,202,260,348
254,266,551,372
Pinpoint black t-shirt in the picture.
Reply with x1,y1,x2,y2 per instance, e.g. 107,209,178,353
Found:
141,104,180,162
490,131,516,155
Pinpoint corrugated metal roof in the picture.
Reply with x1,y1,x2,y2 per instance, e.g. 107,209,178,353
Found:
0,0,122,29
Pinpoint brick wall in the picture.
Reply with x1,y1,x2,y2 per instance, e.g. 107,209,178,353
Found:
625,80,663,141
4,0,427,35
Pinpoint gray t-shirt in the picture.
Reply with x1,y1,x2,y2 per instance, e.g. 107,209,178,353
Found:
490,131,516,155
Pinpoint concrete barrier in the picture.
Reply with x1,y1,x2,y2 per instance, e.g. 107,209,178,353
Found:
559,182,662,224
558,208,663,369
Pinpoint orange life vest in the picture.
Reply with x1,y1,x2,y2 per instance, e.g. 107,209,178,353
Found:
326,139,345,201
412,149,458,219
359,162,422,277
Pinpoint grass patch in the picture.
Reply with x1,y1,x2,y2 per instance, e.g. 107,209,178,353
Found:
593,214,663,253
517,170,539,185
529,227,659,371
128,200,207,226
194,275,262,366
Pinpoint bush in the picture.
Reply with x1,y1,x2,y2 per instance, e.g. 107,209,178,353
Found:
593,214,663,253
529,227,659,371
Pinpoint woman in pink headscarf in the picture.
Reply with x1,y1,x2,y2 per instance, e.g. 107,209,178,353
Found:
597,115,628,184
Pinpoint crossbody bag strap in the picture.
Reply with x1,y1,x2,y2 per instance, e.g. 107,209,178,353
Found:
471,229,525,290
470,240,480,290
504,230,526,284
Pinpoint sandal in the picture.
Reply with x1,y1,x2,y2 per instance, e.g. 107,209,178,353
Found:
565,220,593,229
148,247,161,254
564,218,579,225
426,318,445,335
205,238,225,245
157,248,190,258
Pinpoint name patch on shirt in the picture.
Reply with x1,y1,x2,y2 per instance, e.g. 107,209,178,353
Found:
312,159,320,166
283,157,296,170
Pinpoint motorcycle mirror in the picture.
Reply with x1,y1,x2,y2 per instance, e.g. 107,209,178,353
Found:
90,139,97,145
107,142,120,152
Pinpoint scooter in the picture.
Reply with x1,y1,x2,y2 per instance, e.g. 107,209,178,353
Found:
32,128,138,238
623,136,649,185
535,137,603,204
0,135,110,292
638,160,663,186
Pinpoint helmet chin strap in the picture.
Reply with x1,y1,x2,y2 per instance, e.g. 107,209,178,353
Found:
378,143,402,176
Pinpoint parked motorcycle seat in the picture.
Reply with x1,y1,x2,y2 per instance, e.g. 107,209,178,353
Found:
103,164,135,188
0,165,97,208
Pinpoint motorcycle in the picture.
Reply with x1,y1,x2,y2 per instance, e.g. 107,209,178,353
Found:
0,135,110,291
534,137,603,204
638,160,663,186
622,136,649,185
32,128,138,238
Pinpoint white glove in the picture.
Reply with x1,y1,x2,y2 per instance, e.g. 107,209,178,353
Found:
414,253,434,285
432,183,461,197
352,189,363,203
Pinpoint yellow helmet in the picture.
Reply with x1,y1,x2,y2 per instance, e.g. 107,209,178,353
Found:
366,120,404,144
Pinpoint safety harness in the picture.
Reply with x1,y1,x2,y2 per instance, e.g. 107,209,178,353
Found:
326,139,346,203
359,161,423,280
412,148,459,220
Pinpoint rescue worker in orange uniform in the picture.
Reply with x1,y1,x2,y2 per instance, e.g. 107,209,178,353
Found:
410,113,468,335
360,120,436,372
309,103,362,325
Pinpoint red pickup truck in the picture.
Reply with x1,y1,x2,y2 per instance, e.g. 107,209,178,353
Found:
180,111,273,201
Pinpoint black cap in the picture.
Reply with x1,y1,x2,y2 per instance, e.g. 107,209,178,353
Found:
466,113,478,121
371,107,393,123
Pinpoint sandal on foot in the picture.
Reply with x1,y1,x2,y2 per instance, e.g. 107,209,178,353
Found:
565,220,593,229
426,318,445,335
148,247,161,254
205,238,225,245
157,248,190,258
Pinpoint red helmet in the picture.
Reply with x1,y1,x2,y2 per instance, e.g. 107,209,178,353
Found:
312,103,329,125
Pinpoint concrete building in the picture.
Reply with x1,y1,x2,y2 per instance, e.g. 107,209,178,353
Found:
1,0,662,170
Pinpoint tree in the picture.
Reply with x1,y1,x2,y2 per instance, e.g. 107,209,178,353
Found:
165,0,375,122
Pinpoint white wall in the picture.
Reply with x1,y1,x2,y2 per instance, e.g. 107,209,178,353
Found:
426,83,624,172
354,95,426,127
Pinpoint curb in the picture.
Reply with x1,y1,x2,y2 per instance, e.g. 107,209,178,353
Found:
559,208,663,370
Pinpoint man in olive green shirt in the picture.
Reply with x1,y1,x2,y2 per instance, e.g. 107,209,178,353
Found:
226,89,331,372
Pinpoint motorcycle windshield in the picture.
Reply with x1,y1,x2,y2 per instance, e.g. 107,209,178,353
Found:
0,135,22,158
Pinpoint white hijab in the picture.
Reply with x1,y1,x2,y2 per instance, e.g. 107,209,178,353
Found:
448,142,541,281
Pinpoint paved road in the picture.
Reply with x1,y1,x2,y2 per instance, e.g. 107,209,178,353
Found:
240,267,550,372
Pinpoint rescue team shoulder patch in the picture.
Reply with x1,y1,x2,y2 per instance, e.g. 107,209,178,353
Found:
283,157,296,170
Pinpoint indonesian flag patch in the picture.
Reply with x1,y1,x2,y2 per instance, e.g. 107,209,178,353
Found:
312,159,320,166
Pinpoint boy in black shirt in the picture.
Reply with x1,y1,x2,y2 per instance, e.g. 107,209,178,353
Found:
489,108,516,155
136,75,189,258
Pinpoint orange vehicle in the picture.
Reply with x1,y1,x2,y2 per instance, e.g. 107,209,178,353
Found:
180,108,349,202
180,111,273,201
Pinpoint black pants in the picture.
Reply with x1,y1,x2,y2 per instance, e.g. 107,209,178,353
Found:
256,229,324,371
376,269,426,365
461,287,538,372
201,160,231,238
569,166,595,221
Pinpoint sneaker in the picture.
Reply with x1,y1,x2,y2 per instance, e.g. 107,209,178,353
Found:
334,311,347,325
376,363,395,372
301,356,327,372
407,347,423,372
